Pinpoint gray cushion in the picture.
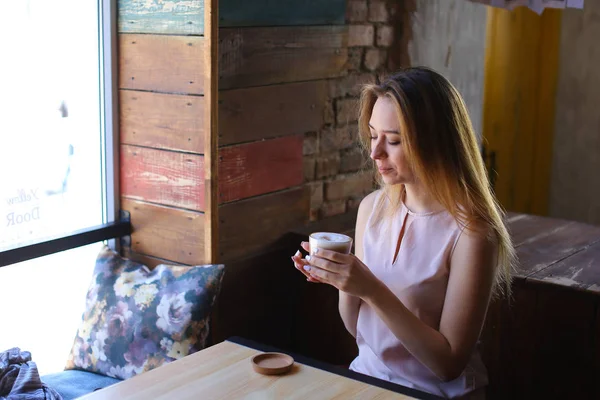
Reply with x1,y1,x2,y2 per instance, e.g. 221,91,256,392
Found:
42,370,121,400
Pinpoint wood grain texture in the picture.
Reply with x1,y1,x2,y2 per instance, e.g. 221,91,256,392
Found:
121,198,205,265
550,3,600,224
121,145,205,211
219,81,328,146
506,213,600,280
118,0,204,35
514,220,600,277
79,341,415,400
528,241,600,294
219,135,304,203
203,0,219,264
119,34,205,94
122,247,189,268
507,213,571,247
219,0,346,27
219,187,309,262
219,26,347,89
120,90,205,153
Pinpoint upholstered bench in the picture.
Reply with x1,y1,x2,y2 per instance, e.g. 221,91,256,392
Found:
39,246,225,399
42,370,121,400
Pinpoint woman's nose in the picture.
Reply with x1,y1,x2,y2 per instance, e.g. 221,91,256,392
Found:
370,139,385,160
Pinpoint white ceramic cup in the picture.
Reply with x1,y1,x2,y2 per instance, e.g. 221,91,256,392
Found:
308,232,353,255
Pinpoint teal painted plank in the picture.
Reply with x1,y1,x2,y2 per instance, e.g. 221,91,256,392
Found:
220,0,346,27
118,0,204,35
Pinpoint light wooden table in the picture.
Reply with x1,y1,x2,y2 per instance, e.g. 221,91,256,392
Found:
79,337,437,400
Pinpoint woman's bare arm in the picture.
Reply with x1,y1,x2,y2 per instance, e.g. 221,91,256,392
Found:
338,191,377,338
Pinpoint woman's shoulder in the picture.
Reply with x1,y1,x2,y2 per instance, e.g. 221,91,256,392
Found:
358,189,382,215
453,216,498,251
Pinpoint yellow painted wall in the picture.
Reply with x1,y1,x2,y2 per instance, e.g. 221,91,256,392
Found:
482,7,561,215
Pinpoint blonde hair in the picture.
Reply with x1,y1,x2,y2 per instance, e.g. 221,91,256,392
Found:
358,67,516,298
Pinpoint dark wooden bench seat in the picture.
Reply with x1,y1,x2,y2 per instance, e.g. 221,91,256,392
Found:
507,212,600,293
482,212,600,399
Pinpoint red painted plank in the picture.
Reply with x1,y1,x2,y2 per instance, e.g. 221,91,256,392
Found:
121,145,205,211
218,136,303,203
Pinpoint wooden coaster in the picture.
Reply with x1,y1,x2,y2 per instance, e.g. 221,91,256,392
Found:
251,352,294,375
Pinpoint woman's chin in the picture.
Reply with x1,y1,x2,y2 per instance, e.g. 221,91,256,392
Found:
381,175,401,185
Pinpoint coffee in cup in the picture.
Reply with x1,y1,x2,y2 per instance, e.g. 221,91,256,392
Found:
309,232,353,255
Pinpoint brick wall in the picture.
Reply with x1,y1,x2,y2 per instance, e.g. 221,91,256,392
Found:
305,0,407,227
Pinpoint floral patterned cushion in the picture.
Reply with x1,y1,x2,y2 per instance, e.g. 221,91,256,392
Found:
65,246,225,380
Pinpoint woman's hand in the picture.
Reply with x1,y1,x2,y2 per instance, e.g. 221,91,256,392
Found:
291,243,320,283
301,241,382,300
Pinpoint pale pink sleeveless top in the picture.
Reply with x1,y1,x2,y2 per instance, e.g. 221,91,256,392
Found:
349,190,488,399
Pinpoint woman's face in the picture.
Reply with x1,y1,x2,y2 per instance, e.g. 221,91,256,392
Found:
369,96,414,186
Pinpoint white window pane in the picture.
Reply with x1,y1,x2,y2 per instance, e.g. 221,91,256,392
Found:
0,0,104,251
0,243,103,375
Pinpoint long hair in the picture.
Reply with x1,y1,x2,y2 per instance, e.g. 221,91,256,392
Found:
358,67,516,298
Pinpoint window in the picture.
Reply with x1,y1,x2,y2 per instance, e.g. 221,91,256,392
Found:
0,0,117,375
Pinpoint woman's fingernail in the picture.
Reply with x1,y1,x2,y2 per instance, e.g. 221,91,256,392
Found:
305,255,311,261
303,265,311,272
294,250,301,257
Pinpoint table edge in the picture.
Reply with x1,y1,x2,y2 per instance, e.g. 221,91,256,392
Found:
226,336,442,400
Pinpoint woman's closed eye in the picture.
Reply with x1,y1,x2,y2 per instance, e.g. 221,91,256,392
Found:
371,137,400,146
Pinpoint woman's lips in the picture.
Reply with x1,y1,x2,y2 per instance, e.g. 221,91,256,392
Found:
378,167,393,174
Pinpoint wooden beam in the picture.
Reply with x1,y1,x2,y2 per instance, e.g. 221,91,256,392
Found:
204,0,219,263
120,90,205,153
219,81,327,146
119,33,205,94
218,135,304,203
219,26,347,89
121,198,205,265
121,145,205,211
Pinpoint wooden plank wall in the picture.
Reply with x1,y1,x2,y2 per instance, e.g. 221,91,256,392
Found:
212,0,348,345
118,0,209,266
216,1,348,263
119,0,348,266
117,0,350,350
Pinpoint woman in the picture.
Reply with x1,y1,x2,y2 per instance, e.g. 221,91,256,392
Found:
292,67,515,399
